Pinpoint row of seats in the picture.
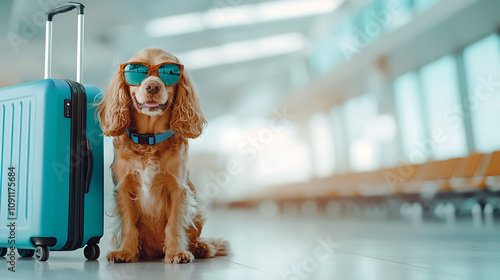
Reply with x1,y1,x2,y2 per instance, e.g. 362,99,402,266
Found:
245,151,500,204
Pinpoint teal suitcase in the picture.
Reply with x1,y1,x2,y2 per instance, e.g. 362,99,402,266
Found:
0,2,103,262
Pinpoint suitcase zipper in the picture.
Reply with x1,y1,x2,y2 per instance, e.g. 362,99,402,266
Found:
60,79,86,251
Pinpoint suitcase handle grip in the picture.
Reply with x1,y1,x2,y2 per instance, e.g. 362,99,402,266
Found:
44,2,85,83
84,139,93,193
46,2,85,21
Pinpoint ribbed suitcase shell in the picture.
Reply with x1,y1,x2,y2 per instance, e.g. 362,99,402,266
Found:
0,79,103,251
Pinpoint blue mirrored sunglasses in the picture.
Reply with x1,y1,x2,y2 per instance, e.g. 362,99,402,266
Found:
120,62,184,87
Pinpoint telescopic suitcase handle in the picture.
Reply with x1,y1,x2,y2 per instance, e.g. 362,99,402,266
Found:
44,2,85,83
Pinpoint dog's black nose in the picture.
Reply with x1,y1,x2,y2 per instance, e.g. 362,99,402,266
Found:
145,81,160,94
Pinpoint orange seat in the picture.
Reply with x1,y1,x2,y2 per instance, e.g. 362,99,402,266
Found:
391,164,422,193
305,176,338,199
358,168,398,196
251,182,302,202
333,172,365,197
401,161,440,194
419,158,460,196
431,158,460,180
281,182,307,200
318,173,358,198
485,151,500,190
449,153,486,191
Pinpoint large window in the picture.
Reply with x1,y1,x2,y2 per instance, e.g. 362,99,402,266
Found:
463,34,500,153
394,72,427,163
309,113,336,177
343,94,378,171
342,93,398,171
420,56,468,160
329,107,350,173
309,0,435,73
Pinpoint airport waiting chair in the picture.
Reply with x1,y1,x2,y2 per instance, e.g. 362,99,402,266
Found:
279,182,306,200
419,158,461,196
449,153,486,191
307,174,338,199
302,176,334,199
358,168,398,196
391,164,422,193
400,161,441,194
307,173,358,199
242,152,500,208
334,172,365,197
485,151,500,190
249,182,300,202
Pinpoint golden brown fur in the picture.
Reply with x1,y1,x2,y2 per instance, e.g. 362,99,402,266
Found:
97,49,228,263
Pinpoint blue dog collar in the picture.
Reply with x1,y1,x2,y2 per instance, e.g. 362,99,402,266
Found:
127,129,174,145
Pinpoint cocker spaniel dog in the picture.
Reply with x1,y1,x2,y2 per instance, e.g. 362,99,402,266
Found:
97,48,228,263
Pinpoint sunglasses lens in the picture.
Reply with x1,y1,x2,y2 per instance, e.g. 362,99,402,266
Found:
124,64,148,85
159,64,181,86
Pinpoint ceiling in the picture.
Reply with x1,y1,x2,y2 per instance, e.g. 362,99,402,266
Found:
0,0,352,120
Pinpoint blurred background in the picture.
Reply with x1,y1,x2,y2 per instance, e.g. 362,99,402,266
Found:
1,0,500,278
1,0,500,206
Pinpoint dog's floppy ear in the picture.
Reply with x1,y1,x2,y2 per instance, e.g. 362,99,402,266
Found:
97,71,131,136
170,70,207,139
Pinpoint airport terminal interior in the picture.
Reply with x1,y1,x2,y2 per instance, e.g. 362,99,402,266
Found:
1,0,500,279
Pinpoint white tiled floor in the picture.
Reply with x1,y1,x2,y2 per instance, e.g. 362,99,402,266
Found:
2,208,500,280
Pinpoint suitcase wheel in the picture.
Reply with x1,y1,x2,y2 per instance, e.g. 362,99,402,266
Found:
18,249,35,258
35,246,49,262
84,244,100,260
0,247,6,257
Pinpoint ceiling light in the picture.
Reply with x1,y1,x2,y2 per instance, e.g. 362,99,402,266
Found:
145,12,204,37
256,0,342,22
177,33,307,70
145,0,344,37
203,7,254,28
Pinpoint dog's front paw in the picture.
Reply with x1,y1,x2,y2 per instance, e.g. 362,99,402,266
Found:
107,251,139,263
164,251,194,264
